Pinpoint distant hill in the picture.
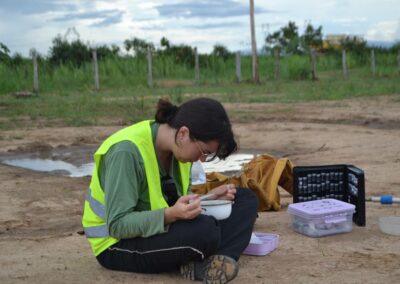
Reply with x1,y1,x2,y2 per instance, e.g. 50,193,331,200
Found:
239,41,397,55
366,40,396,49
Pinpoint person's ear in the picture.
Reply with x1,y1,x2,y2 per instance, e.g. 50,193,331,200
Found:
177,126,190,143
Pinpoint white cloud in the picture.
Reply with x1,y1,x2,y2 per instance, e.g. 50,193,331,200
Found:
1,0,399,56
366,20,400,42
332,18,367,24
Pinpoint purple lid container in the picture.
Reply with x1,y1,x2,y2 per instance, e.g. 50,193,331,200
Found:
288,198,355,219
243,232,279,256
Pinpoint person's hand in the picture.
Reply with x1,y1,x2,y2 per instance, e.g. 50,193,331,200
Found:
164,194,201,224
209,184,236,201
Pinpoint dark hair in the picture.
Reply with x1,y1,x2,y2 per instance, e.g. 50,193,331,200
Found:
155,97,237,159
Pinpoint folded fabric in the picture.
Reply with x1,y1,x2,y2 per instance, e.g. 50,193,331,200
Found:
192,154,294,211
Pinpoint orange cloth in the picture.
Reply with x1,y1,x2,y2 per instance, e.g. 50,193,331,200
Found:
192,154,294,211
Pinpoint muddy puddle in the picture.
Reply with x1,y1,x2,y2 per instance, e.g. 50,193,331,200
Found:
0,144,96,177
2,158,94,177
0,145,279,177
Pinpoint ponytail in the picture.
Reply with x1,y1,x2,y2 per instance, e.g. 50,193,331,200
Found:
155,99,179,124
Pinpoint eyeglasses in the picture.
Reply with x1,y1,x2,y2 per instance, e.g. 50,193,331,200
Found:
194,139,215,162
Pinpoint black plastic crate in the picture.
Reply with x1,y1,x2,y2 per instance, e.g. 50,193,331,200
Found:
293,164,365,226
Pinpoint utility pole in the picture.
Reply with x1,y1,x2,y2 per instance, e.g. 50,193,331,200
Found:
249,0,260,83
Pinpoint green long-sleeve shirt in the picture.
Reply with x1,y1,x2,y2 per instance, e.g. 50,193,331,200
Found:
99,122,189,239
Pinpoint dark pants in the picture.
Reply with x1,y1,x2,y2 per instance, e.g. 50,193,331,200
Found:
96,188,258,273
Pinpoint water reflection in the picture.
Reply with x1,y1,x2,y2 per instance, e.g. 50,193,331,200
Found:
3,159,94,177
2,153,255,178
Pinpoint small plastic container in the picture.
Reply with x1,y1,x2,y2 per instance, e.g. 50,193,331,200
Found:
379,216,400,236
288,199,355,237
243,232,279,256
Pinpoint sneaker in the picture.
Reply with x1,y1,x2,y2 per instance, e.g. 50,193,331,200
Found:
180,260,205,281
203,255,239,284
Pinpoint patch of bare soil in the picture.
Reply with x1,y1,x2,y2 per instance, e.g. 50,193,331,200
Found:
157,79,194,88
0,95,399,283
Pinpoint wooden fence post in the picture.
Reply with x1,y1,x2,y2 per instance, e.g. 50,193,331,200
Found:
371,49,376,77
397,50,400,73
147,47,153,88
342,49,348,79
235,51,241,83
310,48,318,80
274,48,280,80
32,49,39,94
194,47,200,83
92,50,100,91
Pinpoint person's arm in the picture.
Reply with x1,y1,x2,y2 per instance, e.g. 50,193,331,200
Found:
209,184,237,200
164,195,201,224
101,142,167,239
162,159,201,223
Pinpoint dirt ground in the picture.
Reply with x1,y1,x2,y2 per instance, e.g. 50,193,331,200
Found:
0,95,399,283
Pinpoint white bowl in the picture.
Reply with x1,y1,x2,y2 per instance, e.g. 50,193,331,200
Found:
379,216,400,236
200,200,233,220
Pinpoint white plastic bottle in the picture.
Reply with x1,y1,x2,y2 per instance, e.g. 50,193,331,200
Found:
191,161,206,185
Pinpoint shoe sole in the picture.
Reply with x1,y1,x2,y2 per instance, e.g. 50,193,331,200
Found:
203,255,239,284
180,261,196,281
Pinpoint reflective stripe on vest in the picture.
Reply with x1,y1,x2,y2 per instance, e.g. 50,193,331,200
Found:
86,188,106,220
84,188,110,238
84,224,109,238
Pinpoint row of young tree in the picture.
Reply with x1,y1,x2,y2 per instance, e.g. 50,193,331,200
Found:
0,36,231,68
1,22,399,68
263,21,397,57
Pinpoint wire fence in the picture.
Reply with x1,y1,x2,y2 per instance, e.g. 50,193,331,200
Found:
1,47,399,95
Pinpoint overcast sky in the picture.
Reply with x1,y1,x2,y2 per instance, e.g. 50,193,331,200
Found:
1,0,399,56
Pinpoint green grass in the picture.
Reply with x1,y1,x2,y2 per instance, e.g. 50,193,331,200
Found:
0,53,399,130
1,52,398,94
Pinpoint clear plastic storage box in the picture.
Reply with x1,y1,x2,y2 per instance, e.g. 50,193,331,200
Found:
288,199,355,237
293,164,365,226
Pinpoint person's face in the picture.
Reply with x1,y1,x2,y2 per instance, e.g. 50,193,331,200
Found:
193,138,218,162
174,127,219,163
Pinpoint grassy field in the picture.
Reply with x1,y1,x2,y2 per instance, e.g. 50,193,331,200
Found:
0,53,399,130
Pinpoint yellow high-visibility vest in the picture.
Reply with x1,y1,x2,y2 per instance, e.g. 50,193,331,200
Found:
82,120,191,256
